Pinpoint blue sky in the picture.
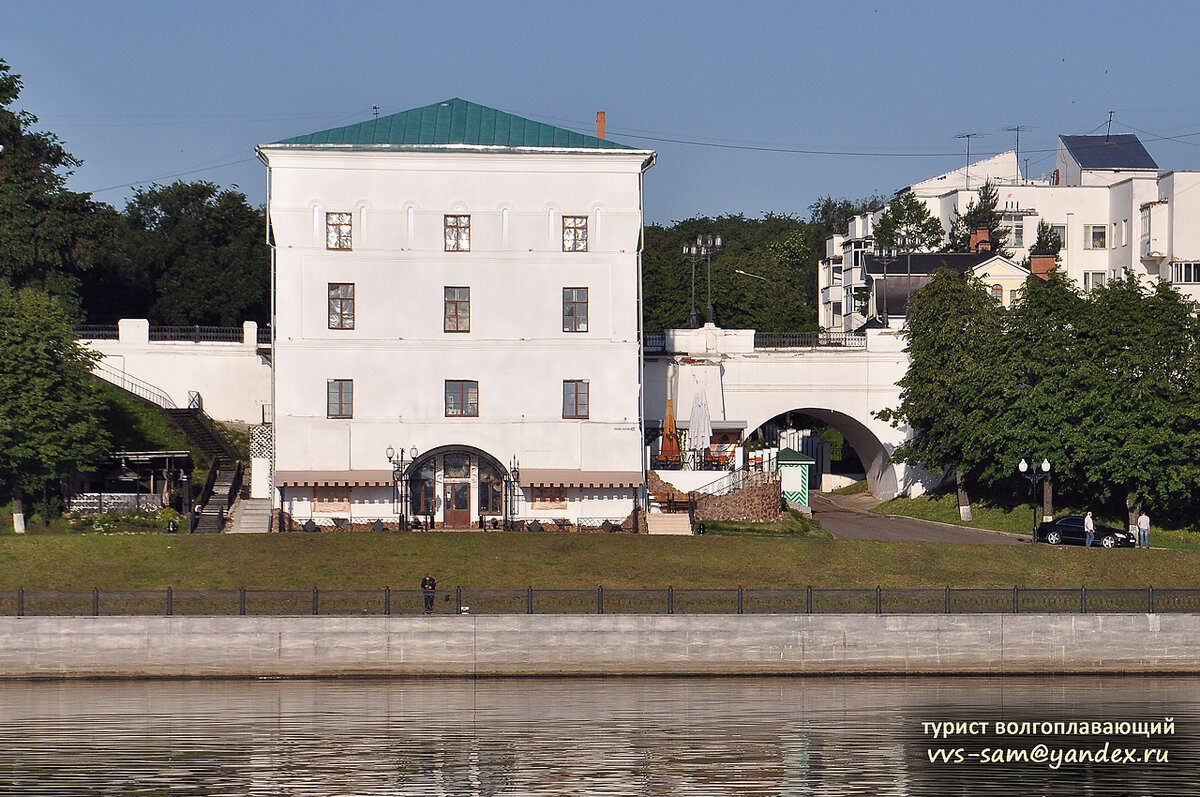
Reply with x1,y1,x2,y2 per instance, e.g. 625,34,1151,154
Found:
5,0,1200,224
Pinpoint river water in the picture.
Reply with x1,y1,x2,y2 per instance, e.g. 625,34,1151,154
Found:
0,676,1195,795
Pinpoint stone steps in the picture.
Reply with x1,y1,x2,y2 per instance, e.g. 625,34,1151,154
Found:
646,514,692,536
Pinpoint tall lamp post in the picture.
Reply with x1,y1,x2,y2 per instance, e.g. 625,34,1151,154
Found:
897,232,921,316
1018,457,1051,543
684,234,722,327
386,444,418,530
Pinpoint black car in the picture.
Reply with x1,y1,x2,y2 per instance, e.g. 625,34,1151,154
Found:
1035,516,1136,548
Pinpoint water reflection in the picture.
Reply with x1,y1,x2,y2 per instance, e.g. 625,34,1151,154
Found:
0,676,1194,795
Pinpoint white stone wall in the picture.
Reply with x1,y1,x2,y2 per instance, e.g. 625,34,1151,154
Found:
81,320,271,425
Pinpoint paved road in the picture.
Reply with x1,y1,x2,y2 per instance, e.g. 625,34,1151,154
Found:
811,493,1030,545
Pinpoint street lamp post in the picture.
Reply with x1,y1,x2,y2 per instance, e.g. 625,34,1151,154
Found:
684,234,722,327
386,444,419,530
1017,457,1051,543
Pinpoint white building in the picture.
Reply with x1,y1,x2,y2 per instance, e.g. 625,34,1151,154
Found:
257,99,656,528
820,134,1200,331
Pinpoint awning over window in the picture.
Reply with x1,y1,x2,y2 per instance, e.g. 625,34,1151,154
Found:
519,469,643,488
275,470,393,487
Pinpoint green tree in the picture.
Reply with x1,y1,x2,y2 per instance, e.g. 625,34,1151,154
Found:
872,192,945,253
807,193,887,240
876,269,1007,520
0,283,110,533
945,180,1010,257
81,181,269,325
642,214,820,333
1029,220,1063,259
0,59,111,312
1073,275,1200,526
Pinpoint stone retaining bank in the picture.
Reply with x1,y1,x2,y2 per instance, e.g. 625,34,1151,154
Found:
1,614,1196,678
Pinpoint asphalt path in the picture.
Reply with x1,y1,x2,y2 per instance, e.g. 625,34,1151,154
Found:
811,493,1031,545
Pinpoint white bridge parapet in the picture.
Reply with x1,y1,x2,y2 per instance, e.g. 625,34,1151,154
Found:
645,324,926,499
76,320,272,425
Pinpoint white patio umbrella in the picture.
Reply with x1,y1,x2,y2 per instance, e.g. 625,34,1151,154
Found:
687,390,713,460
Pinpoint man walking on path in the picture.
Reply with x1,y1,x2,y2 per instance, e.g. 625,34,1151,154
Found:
1138,511,1151,549
421,573,436,614
1084,512,1095,547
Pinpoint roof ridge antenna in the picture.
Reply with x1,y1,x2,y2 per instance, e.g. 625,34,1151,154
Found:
954,133,986,191
1106,110,1115,142
1002,125,1034,182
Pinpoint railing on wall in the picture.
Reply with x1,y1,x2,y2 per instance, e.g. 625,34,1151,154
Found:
72,325,271,344
90,360,177,408
753,332,867,349
1,586,1192,617
70,325,119,340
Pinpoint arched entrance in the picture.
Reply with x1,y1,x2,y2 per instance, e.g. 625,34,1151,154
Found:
744,407,899,499
407,445,512,529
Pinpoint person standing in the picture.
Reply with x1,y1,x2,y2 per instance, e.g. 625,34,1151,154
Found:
1084,511,1095,548
421,573,436,614
1137,510,1151,550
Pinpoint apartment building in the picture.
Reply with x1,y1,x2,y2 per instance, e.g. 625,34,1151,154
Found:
257,99,656,527
820,134,1200,330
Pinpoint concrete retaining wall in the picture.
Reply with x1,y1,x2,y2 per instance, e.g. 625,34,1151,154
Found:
2,614,1198,678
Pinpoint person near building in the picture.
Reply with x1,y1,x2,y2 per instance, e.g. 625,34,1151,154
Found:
421,573,436,614
1137,510,1151,550
1084,511,1095,547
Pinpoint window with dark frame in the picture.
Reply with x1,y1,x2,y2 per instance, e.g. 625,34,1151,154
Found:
445,380,479,417
326,212,352,250
444,215,471,251
562,215,588,252
327,379,353,418
479,461,503,514
328,283,354,329
444,287,470,332
563,380,589,419
563,287,588,332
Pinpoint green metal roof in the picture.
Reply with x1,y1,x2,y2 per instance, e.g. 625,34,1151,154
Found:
777,448,816,465
268,98,638,151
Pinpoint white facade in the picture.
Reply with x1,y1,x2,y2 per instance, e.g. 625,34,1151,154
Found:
820,136,1200,331
258,105,655,528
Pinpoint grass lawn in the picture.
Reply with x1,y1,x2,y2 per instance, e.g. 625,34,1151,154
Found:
873,492,1200,551
1,527,1198,591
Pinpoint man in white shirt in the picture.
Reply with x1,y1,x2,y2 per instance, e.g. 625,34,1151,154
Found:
1084,512,1095,548
1137,510,1150,550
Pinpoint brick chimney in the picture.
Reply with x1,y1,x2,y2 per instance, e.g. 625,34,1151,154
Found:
596,111,606,140
1029,252,1057,281
969,226,991,253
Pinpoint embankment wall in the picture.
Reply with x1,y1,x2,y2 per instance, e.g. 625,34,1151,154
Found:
1,614,1196,678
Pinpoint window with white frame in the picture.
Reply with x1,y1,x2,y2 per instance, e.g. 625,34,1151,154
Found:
1051,224,1067,249
444,287,470,332
328,283,354,329
1086,225,1107,250
1004,215,1024,248
562,215,588,252
1172,262,1200,284
1121,219,1129,247
444,215,471,251
1083,272,1107,293
563,380,589,419
445,380,479,417
327,379,353,418
326,212,352,250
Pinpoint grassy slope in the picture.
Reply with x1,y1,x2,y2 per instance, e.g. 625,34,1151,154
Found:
0,531,1196,591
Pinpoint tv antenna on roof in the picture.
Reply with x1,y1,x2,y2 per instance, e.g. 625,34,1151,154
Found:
955,132,987,191
1106,110,1114,142
373,105,381,119
1002,125,1034,181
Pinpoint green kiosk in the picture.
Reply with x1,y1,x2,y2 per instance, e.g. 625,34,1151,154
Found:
777,447,816,515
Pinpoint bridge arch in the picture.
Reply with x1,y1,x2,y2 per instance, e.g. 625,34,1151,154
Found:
742,406,899,499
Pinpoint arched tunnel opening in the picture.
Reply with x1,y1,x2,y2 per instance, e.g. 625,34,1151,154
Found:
745,407,898,499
